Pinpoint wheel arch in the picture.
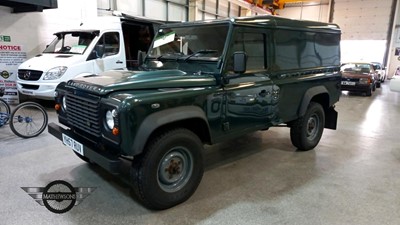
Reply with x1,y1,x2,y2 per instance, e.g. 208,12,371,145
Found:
131,106,211,156
298,86,337,130
299,86,330,117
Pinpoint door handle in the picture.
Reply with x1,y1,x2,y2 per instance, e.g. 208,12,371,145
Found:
116,60,123,64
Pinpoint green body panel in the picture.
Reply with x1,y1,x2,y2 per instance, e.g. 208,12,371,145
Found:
53,15,341,157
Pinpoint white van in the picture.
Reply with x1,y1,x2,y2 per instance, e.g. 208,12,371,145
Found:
17,14,162,100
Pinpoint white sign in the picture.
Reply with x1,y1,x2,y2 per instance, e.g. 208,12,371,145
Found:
0,42,26,104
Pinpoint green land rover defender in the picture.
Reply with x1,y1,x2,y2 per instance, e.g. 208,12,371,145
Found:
49,15,341,209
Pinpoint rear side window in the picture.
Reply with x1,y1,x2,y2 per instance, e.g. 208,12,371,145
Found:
272,30,340,71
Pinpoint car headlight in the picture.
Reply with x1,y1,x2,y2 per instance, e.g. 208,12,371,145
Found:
105,109,118,129
62,95,67,111
359,78,370,84
43,66,67,80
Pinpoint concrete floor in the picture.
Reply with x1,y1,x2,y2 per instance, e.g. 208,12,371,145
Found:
1,82,400,225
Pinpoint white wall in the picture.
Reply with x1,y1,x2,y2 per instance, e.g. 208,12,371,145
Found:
0,0,97,59
333,0,392,65
387,0,400,78
277,4,330,22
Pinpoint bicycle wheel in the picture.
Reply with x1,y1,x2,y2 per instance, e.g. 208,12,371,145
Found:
0,98,11,125
0,98,11,114
10,102,48,138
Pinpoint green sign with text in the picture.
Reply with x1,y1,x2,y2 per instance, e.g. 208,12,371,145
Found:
0,35,11,42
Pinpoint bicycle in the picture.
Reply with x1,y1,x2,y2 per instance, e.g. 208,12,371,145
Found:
0,87,48,138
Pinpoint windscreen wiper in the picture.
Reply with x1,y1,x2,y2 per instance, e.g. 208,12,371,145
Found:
183,49,218,62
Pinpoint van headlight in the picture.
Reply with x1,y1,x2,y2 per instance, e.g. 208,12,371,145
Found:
43,66,68,80
105,109,118,129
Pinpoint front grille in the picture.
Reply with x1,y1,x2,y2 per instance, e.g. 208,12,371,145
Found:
18,70,43,81
66,94,101,137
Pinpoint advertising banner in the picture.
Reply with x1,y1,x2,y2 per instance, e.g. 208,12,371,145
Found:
0,35,26,104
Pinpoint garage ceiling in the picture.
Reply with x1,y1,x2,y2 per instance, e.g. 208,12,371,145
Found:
0,0,57,13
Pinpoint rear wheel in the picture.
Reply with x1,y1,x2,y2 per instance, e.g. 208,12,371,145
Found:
131,128,204,210
290,102,325,151
10,102,48,138
0,98,11,125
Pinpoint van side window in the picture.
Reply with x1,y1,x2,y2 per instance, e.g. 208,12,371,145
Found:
95,32,120,58
227,32,265,72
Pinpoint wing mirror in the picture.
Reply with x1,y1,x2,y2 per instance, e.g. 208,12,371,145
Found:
233,51,247,74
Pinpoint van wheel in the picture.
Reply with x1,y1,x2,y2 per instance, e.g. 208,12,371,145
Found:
290,102,325,151
131,128,204,210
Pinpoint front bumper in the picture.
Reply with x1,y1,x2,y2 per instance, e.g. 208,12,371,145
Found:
17,81,59,99
341,84,371,92
48,122,122,175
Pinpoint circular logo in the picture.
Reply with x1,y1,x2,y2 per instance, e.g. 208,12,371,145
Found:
42,180,76,214
1,70,9,79
23,71,31,80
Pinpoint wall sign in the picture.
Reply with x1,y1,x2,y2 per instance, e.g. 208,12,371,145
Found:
0,35,26,104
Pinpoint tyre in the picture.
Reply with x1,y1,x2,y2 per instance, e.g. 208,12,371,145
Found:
0,98,11,125
290,102,325,151
131,128,204,210
376,82,381,88
10,102,48,138
366,87,372,96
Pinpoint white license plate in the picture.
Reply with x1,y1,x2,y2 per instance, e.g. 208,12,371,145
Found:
341,81,356,86
62,134,84,156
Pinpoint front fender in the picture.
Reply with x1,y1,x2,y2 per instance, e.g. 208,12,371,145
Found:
131,106,209,155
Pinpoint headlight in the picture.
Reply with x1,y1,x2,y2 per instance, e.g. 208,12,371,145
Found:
43,66,67,80
62,95,67,111
105,109,117,129
359,78,370,84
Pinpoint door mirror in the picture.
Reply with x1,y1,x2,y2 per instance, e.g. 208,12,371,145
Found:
87,45,104,60
233,51,247,74
137,50,146,66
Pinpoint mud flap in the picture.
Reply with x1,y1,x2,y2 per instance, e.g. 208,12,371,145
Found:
324,106,338,130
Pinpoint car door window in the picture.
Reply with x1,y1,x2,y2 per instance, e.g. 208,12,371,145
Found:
227,32,266,72
95,32,120,58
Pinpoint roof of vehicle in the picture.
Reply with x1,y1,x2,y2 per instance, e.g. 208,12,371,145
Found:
160,15,340,33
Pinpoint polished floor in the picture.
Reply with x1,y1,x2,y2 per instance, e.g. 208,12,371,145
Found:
1,82,400,225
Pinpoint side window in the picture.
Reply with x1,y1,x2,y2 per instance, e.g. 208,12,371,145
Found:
95,32,120,58
227,32,265,72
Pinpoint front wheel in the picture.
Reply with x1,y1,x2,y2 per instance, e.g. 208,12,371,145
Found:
290,102,325,151
10,102,48,138
131,128,204,210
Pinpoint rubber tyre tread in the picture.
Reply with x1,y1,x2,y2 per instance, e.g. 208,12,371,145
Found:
131,128,204,210
290,102,325,151
10,102,48,138
366,87,372,96
0,98,11,115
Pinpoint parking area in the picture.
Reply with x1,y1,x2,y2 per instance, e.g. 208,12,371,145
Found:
0,82,399,224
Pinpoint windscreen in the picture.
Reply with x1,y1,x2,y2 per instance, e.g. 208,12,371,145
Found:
43,32,97,54
143,23,229,72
